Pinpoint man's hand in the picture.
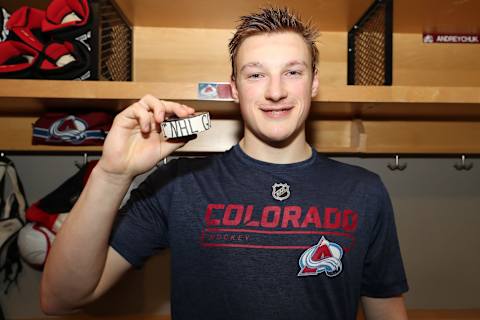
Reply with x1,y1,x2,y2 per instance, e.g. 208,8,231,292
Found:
98,94,195,181
41,96,196,314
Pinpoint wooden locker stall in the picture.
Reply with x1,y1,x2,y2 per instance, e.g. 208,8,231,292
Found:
1,0,479,155
0,0,479,319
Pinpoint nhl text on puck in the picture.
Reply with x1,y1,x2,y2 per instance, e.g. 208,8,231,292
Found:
160,112,211,139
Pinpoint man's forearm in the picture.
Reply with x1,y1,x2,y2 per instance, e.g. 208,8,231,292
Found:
41,166,132,313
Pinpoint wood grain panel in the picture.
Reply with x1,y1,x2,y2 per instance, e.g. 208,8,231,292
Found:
363,121,480,154
395,0,480,34
112,0,480,33
113,0,372,31
394,34,480,86
132,27,231,83
308,120,356,152
133,28,347,86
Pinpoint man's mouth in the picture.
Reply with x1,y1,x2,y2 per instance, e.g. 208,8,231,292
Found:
260,106,294,117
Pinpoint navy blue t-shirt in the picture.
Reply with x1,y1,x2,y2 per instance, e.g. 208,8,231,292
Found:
111,145,408,320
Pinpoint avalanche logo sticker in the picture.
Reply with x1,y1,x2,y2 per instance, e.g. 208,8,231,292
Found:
298,236,343,277
49,115,88,143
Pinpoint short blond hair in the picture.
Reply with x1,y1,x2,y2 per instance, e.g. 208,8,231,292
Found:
228,7,319,79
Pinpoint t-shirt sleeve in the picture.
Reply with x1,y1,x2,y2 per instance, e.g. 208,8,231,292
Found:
360,178,409,298
110,163,175,269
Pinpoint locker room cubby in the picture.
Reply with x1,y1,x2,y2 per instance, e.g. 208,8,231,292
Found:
1,1,480,320
0,0,479,154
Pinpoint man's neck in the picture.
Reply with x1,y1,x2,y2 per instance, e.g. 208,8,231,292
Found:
239,131,312,164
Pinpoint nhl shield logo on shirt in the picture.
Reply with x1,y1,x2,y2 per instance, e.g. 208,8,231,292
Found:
271,183,290,201
298,236,343,277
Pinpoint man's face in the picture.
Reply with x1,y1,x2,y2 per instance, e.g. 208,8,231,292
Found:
231,31,319,145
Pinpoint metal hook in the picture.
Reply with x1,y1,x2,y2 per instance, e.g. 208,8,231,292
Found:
75,153,89,169
387,155,407,171
454,155,473,171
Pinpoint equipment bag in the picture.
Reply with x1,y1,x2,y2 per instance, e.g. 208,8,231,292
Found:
0,157,27,293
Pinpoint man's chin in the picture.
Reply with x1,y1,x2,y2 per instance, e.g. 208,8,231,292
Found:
260,130,297,147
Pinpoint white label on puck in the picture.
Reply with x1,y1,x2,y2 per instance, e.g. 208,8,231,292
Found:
161,112,211,139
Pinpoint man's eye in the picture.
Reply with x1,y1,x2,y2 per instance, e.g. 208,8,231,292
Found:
247,73,263,79
286,70,302,77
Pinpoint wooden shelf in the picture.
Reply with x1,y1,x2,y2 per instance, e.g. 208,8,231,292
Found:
2,0,480,154
0,80,479,154
1,80,479,119
2,80,479,103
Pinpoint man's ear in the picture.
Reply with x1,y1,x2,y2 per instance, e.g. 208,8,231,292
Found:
230,77,239,103
311,68,319,98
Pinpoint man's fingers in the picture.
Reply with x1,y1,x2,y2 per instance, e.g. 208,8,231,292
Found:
120,95,196,133
183,105,195,113
125,101,154,133
139,95,164,123
160,100,195,118
139,95,195,120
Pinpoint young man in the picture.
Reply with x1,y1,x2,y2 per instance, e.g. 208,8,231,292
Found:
41,7,409,320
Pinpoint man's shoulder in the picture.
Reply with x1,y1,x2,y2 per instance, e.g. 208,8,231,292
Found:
319,155,379,179
316,155,384,192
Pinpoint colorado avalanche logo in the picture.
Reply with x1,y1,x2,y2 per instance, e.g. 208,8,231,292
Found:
271,183,290,201
423,34,434,43
298,236,343,277
49,115,87,143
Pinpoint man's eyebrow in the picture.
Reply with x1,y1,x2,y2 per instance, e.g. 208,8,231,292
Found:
239,60,308,73
286,60,308,68
239,62,263,72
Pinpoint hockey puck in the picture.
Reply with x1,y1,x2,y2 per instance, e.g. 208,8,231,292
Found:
160,112,211,139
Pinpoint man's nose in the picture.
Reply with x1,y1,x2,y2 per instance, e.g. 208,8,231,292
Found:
265,76,287,101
